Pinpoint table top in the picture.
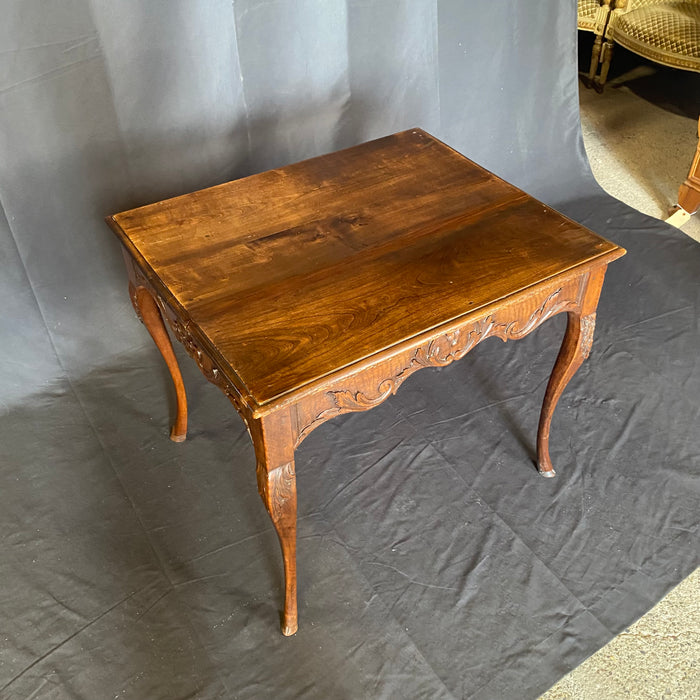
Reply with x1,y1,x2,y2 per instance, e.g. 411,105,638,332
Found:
108,129,623,409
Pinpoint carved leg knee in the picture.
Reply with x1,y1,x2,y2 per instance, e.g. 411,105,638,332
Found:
257,460,298,635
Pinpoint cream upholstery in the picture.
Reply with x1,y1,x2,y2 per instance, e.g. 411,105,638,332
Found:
593,0,700,88
614,1,700,71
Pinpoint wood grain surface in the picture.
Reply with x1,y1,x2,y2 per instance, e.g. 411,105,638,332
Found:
108,129,622,409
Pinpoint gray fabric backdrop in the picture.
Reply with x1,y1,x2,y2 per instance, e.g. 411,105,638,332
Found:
1,1,698,698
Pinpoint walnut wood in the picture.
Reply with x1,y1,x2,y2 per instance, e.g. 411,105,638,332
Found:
107,129,625,635
249,411,298,636
108,130,622,410
130,280,188,443
292,278,584,447
677,116,700,215
536,266,606,476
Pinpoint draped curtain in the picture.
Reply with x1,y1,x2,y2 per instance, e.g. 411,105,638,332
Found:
0,0,588,404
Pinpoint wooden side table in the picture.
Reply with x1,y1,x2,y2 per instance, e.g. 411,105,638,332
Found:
107,129,625,635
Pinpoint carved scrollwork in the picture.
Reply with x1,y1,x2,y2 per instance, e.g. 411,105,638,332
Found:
502,289,576,339
580,313,596,360
256,461,296,522
332,381,395,410
296,288,577,444
164,312,251,427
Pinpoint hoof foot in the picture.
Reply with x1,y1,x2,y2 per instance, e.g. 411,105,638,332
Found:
169,430,187,443
538,468,556,478
281,622,298,636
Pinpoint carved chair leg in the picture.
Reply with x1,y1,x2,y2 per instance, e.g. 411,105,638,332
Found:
536,311,596,477
250,412,298,635
133,285,188,442
585,35,604,86
594,40,614,92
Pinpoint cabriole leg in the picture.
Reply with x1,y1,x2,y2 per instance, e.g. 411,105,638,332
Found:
536,311,595,477
536,266,608,476
250,412,298,635
132,284,188,442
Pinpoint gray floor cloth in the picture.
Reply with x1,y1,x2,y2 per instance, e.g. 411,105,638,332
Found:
1,3,698,699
